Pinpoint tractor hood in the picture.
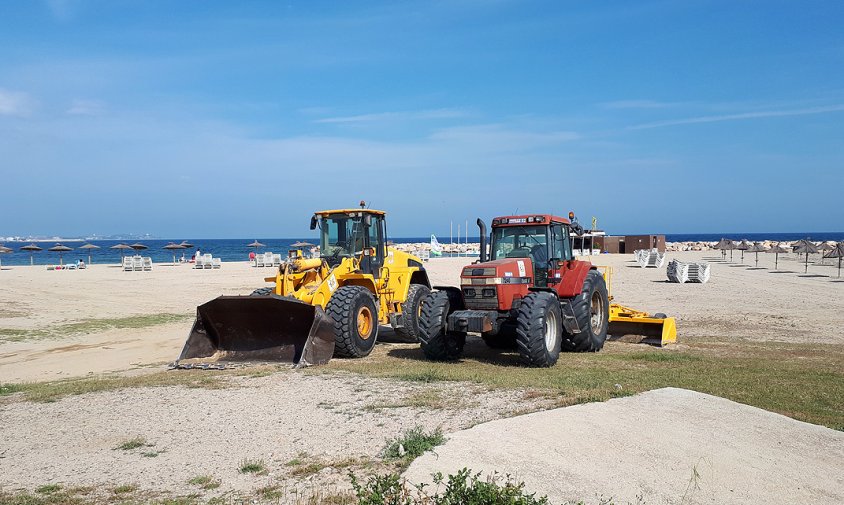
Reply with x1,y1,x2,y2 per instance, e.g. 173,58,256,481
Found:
461,258,534,281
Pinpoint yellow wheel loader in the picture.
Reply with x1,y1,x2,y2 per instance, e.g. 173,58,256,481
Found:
174,204,432,368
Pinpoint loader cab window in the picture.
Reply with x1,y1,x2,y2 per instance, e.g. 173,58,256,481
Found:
364,215,386,278
319,214,366,266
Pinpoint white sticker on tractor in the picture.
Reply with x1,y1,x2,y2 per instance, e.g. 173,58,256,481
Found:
504,271,513,277
517,260,526,277
387,251,394,264
327,274,338,292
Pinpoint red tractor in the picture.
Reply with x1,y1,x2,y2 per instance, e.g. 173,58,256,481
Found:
418,212,674,367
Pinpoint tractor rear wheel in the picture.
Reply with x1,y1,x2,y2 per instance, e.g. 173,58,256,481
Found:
418,291,466,361
327,285,379,358
515,292,562,367
562,270,609,352
396,284,431,341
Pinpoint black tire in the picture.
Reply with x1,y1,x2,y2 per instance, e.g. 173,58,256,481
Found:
396,284,431,341
250,287,274,296
515,292,562,367
326,285,379,358
481,323,518,349
561,270,609,352
418,291,466,361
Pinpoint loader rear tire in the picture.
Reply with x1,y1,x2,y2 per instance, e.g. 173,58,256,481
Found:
515,292,562,367
250,287,274,296
396,284,431,341
418,291,465,361
562,270,609,352
327,285,379,358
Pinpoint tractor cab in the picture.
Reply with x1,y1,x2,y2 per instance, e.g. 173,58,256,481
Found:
311,206,387,277
488,215,574,287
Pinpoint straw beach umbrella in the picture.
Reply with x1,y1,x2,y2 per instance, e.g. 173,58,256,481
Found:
290,241,314,247
78,243,100,264
816,242,834,265
747,242,767,267
0,245,11,268
130,243,148,253
713,238,733,260
766,243,789,270
20,243,42,265
48,243,73,266
163,243,185,265
735,240,750,263
247,240,266,251
792,239,819,274
110,243,132,261
824,242,844,278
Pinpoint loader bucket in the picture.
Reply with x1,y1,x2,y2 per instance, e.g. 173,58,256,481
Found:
607,303,677,347
175,295,335,368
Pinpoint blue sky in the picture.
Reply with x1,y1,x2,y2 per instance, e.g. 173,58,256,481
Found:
1,0,842,238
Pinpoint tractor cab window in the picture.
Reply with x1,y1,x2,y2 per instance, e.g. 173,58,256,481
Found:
551,224,573,261
319,214,366,265
491,225,549,264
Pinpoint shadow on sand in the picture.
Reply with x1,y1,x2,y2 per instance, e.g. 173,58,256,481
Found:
386,338,524,367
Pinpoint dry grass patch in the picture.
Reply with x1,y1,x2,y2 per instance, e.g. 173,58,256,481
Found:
0,313,193,342
315,338,844,429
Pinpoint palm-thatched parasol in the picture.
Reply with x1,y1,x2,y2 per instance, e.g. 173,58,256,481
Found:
290,241,315,248
713,238,734,260
163,243,186,265
766,243,789,270
816,242,834,265
247,240,266,250
48,243,73,266
0,245,11,268
824,242,844,278
792,239,819,274
78,243,100,264
130,243,148,253
110,243,133,262
735,240,751,263
20,243,43,265
746,242,767,267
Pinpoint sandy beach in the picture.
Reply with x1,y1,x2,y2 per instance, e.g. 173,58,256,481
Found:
1,251,843,503
1,251,842,383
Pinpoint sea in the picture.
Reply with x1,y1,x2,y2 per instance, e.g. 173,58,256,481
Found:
1,233,843,266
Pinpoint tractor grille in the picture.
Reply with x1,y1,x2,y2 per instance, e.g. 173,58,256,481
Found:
462,285,498,310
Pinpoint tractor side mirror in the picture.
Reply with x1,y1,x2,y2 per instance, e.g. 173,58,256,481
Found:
309,215,318,230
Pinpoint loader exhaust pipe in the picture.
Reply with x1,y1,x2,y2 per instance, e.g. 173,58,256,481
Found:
477,218,488,263
174,295,335,368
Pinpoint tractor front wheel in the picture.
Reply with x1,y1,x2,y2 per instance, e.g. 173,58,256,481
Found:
562,270,609,352
327,285,379,358
418,291,466,361
515,292,562,367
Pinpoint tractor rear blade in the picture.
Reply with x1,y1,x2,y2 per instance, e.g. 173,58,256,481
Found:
607,304,677,347
174,295,335,368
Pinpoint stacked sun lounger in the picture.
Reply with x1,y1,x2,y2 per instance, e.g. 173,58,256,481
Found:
635,249,666,268
667,260,710,283
122,256,152,272
194,254,221,269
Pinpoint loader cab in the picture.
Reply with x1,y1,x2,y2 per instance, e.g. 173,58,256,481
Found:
313,210,387,277
489,216,573,287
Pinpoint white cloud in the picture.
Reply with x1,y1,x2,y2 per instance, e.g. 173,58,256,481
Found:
0,88,35,117
429,124,580,150
313,108,467,124
600,99,676,109
66,99,106,116
629,104,844,130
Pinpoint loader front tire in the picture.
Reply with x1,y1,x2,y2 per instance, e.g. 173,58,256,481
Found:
418,291,465,361
250,287,274,296
327,285,379,358
562,270,609,352
515,292,562,367
396,284,431,341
